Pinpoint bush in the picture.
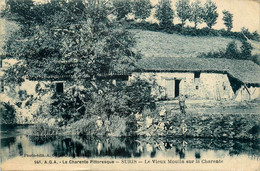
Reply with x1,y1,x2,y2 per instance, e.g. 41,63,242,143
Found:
124,77,153,113
180,26,198,36
109,116,127,137
198,40,259,65
127,20,260,42
40,76,153,137
125,114,138,137
172,24,183,33
70,116,100,136
28,123,62,136
225,41,240,59
69,115,135,137
241,27,259,41
0,102,16,124
137,112,260,140
240,40,253,59
248,54,260,65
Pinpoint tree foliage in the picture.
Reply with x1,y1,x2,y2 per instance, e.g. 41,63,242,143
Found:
3,0,140,85
155,0,174,28
199,40,259,65
132,0,152,21
112,0,132,20
225,41,240,59
240,41,253,60
1,102,16,124
2,0,154,133
3,0,35,26
202,0,218,29
222,10,233,31
50,77,152,128
175,0,190,27
189,0,203,29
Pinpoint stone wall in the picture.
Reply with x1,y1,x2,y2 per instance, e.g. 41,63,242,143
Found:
130,72,234,100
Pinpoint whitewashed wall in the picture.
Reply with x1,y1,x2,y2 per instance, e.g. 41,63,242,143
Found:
130,72,234,100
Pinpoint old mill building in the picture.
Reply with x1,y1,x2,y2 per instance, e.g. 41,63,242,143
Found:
1,56,260,101
132,57,260,101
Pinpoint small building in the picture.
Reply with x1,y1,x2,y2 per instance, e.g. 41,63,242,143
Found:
132,57,260,101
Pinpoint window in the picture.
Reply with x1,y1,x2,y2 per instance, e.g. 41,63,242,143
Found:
222,82,226,90
194,72,201,78
196,86,199,90
56,82,64,93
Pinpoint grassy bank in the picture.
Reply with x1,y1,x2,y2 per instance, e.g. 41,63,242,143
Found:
137,111,260,140
131,29,259,58
27,111,260,141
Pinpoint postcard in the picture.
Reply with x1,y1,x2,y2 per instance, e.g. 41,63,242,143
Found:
0,0,259,170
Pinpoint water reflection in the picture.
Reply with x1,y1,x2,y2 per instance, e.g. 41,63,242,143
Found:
1,125,259,162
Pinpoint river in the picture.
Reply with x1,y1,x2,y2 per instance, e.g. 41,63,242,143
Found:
1,125,259,170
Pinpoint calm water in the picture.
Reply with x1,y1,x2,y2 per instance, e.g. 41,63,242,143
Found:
1,125,259,163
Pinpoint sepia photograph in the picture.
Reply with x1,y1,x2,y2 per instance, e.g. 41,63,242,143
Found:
0,0,259,170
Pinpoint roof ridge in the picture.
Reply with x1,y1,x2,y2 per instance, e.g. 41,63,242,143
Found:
137,57,260,84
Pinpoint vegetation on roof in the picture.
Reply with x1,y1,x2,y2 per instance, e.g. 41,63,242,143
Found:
136,57,260,84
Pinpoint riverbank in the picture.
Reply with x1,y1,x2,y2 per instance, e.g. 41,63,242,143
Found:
3,99,259,140
136,112,260,140
21,111,260,141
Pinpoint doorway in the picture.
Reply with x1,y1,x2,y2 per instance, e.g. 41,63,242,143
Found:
165,79,181,99
175,80,181,97
165,79,174,99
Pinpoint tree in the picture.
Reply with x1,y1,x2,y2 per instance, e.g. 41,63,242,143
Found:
175,0,190,27
189,0,203,29
222,10,233,31
199,40,258,65
112,0,132,20
202,0,218,29
155,0,174,28
3,0,35,26
3,0,140,84
240,41,253,60
252,31,260,41
2,0,147,128
225,41,240,59
132,0,152,22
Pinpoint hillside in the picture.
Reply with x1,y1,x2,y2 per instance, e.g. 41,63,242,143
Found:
131,29,259,58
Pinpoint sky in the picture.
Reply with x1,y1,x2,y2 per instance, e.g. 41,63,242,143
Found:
148,0,260,32
26,0,260,32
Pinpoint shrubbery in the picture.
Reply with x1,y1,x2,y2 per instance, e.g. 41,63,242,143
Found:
28,123,63,136
199,40,260,65
137,111,260,140
127,21,259,42
28,77,153,137
120,0,259,41
0,102,16,124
